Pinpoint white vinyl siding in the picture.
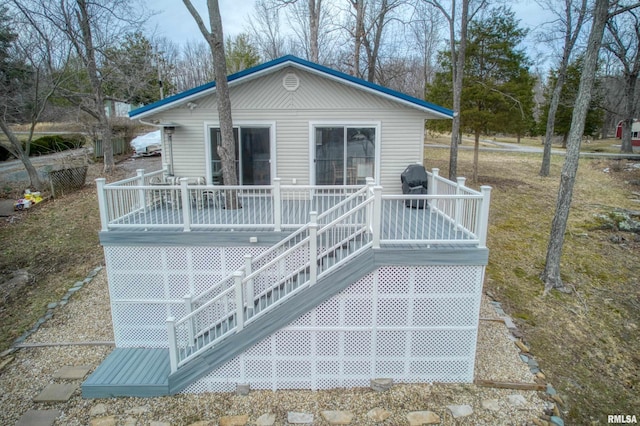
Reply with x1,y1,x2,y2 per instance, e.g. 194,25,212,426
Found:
147,67,430,193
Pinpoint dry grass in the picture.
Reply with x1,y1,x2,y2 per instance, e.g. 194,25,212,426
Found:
0,187,103,351
425,132,626,153
0,155,145,353
426,147,640,424
9,122,86,133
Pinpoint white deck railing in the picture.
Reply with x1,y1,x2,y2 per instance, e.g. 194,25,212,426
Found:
96,169,489,241
96,172,363,232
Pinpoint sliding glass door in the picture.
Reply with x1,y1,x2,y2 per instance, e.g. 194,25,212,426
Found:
315,126,376,185
210,127,271,185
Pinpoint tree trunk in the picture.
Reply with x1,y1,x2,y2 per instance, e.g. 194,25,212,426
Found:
0,119,43,190
352,0,365,77
209,0,240,208
539,0,587,177
449,0,470,181
309,0,320,63
472,129,480,183
365,0,388,83
76,0,114,173
540,70,566,176
541,0,610,294
620,72,637,153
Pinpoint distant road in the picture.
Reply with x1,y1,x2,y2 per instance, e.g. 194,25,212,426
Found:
427,138,640,160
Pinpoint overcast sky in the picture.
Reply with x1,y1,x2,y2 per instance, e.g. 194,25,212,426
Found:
147,0,555,70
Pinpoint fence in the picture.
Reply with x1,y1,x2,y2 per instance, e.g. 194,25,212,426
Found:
94,137,128,158
48,166,88,198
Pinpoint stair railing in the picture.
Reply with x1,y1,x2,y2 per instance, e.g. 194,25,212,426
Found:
167,183,375,372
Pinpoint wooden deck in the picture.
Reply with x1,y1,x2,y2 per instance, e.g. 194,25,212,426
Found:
107,198,475,245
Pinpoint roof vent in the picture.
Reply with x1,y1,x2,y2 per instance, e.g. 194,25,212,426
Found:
282,72,299,91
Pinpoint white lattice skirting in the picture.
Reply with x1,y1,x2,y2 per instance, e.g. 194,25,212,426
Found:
105,246,269,347
104,246,484,390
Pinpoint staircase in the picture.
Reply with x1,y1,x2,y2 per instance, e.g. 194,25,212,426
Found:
166,186,376,393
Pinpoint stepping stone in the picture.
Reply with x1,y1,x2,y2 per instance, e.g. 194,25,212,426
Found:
407,411,440,425
288,412,313,424
370,378,393,392
482,399,500,411
447,405,473,418
16,409,61,426
255,413,276,426
367,408,391,422
219,415,249,426
507,394,527,406
33,383,77,402
90,417,116,426
52,365,92,380
321,410,354,424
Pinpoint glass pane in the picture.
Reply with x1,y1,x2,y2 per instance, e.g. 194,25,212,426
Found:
241,128,270,185
210,128,239,184
346,127,375,185
315,127,345,185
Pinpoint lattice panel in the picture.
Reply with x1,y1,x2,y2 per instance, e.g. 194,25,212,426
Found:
104,245,267,347
182,264,483,393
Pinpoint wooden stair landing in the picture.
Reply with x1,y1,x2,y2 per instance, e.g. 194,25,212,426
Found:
82,348,170,398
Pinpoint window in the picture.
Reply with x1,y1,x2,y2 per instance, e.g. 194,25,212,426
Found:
210,127,271,185
314,126,376,185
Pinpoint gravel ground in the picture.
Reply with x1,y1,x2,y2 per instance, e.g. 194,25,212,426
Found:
0,267,552,425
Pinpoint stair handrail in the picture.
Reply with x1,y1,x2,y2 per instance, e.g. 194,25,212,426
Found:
241,195,374,324
190,184,370,306
168,185,375,371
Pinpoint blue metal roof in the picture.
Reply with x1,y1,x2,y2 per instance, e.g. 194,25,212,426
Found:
129,55,453,119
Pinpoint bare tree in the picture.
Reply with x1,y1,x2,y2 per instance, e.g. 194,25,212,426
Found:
183,0,240,208
422,0,487,180
603,8,640,153
541,0,640,294
16,0,149,174
360,0,406,83
0,3,73,190
275,0,335,63
538,0,588,177
172,40,216,91
248,0,286,60
410,1,444,96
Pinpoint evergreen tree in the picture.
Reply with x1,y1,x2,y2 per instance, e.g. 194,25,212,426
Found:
538,58,604,147
103,32,169,106
225,33,261,74
427,6,535,181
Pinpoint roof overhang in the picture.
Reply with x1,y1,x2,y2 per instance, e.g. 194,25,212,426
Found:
129,56,454,120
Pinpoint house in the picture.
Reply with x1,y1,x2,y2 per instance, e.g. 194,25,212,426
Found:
83,56,492,398
615,119,640,146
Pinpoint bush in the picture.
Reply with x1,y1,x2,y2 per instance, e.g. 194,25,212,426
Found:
28,134,85,156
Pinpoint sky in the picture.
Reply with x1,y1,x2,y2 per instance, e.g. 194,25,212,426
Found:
147,0,556,71
146,0,258,45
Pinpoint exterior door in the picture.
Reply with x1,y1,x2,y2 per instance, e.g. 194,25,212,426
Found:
314,126,376,185
210,127,271,185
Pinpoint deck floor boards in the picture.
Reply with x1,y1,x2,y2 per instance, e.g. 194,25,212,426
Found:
111,198,474,243
83,348,170,398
